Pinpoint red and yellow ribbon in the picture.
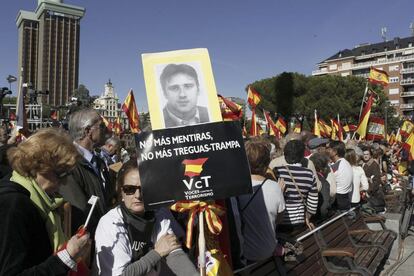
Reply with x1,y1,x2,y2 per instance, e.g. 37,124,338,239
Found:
171,200,225,249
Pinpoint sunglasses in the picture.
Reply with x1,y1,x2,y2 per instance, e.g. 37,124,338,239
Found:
122,185,142,195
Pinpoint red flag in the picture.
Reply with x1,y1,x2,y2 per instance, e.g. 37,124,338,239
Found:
9,111,16,121
247,86,261,108
50,110,58,120
122,89,140,133
217,95,243,121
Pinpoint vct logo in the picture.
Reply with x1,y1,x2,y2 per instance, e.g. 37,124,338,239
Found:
181,158,212,193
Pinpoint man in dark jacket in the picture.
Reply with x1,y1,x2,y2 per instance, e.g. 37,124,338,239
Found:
362,147,386,213
59,109,114,236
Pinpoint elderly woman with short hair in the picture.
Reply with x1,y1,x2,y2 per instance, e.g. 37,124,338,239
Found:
0,128,90,275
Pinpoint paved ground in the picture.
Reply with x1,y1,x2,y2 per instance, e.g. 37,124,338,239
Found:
375,212,414,276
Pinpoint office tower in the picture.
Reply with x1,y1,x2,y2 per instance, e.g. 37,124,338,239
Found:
16,0,85,106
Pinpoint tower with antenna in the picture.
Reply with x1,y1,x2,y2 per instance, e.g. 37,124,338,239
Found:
410,22,414,36
381,27,387,42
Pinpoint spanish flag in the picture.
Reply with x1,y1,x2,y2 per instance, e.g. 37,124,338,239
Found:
100,115,112,131
403,132,414,160
218,95,243,121
113,116,122,135
247,86,261,108
314,110,321,137
182,158,209,178
122,89,140,133
275,117,287,134
294,123,301,133
355,91,375,139
264,110,281,138
400,120,414,137
368,67,389,86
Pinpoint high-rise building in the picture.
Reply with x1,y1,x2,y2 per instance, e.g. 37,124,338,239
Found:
16,0,85,107
313,36,414,115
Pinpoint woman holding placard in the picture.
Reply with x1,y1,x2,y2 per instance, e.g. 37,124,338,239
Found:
94,160,198,275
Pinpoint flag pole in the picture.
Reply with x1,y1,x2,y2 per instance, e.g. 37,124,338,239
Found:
198,211,206,276
353,81,369,140
358,81,369,120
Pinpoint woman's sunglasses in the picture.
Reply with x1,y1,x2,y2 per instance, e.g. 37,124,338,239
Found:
122,185,142,195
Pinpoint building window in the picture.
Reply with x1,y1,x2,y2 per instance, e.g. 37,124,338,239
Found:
389,77,399,83
389,65,399,71
390,100,399,106
389,88,399,95
329,64,337,70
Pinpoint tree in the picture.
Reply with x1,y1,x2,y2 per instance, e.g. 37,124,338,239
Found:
73,84,95,107
248,73,398,132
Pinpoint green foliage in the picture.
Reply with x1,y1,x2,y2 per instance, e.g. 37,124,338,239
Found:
73,84,94,107
248,73,399,132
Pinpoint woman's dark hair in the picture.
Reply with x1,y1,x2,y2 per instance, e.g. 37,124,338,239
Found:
116,159,139,199
309,152,329,172
284,140,305,164
244,137,270,176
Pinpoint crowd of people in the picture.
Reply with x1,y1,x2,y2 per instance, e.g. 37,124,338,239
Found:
0,109,411,275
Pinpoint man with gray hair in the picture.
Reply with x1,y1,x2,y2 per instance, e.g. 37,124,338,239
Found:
99,136,121,169
59,108,113,236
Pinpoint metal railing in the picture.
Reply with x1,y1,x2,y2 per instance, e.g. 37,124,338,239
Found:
400,103,414,109
401,79,414,85
400,91,414,97
401,67,414,74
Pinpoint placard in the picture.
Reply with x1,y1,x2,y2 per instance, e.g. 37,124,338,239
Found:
135,121,252,209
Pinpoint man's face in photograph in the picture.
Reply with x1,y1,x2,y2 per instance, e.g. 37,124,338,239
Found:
164,73,199,117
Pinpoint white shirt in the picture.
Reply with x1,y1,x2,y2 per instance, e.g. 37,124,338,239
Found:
351,166,369,203
94,206,182,276
330,158,353,194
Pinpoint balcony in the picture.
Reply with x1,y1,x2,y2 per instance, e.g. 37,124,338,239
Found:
400,79,414,86
400,103,414,110
400,91,414,97
401,67,414,74
312,68,328,75
351,54,414,70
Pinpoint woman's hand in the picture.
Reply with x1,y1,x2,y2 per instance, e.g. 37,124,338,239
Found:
66,232,91,260
154,233,181,257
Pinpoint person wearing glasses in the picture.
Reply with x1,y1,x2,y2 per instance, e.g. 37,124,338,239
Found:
0,128,90,275
94,160,198,276
160,63,210,128
59,108,114,237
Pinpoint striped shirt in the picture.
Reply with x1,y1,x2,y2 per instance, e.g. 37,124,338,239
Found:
274,164,318,225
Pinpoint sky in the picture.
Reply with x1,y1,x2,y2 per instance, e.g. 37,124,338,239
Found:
1,0,413,112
